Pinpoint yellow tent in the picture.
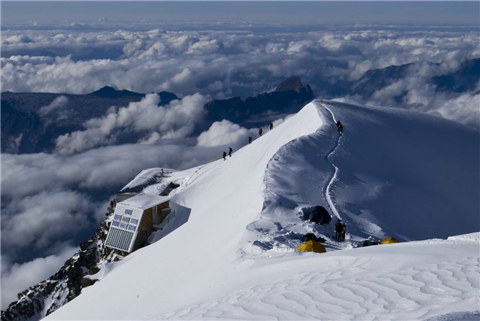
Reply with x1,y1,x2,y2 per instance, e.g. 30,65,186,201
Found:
380,237,400,244
297,240,326,253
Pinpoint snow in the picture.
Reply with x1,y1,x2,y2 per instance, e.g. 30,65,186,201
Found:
160,237,480,320
46,100,479,320
119,193,169,210
120,168,173,192
250,99,480,256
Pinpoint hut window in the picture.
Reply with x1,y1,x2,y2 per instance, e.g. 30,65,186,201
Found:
127,225,136,231
124,209,133,215
130,218,139,225
114,214,122,221
122,217,130,223
112,220,120,227
120,222,127,229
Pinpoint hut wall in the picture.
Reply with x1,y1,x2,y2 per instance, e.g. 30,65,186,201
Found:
139,208,153,231
156,201,170,223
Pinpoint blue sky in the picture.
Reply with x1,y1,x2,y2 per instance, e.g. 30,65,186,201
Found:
2,1,479,26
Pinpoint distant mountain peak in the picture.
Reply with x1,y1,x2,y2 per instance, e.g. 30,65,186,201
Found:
90,85,117,95
275,77,311,93
89,86,143,98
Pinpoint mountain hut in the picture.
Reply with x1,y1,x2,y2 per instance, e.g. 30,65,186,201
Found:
105,193,172,253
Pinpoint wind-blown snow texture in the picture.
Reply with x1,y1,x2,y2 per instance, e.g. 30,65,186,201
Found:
46,101,479,320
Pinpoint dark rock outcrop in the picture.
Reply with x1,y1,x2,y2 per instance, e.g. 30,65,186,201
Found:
432,58,480,93
1,218,121,321
89,86,144,98
203,77,314,126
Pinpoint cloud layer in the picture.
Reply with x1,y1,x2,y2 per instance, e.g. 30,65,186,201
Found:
2,25,479,127
54,93,209,154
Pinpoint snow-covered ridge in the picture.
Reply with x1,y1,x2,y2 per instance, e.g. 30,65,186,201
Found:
46,100,479,320
247,99,479,257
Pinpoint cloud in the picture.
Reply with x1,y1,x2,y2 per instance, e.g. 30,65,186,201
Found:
2,26,479,129
38,96,69,116
1,190,95,250
197,116,291,149
197,120,254,148
3,27,478,99
54,93,209,155
1,144,208,200
6,26,477,127
38,95,70,122
1,245,78,310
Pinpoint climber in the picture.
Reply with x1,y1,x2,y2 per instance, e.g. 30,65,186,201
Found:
336,120,343,135
223,151,227,161
335,220,344,242
229,147,233,157
259,128,263,137
249,136,252,144
269,122,273,131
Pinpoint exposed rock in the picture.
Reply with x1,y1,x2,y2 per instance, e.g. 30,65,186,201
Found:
80,278,98,288
1,215,123,321
274,76,312,93
203,77,314,126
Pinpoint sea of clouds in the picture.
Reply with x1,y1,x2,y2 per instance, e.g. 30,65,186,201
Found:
1,21,479,309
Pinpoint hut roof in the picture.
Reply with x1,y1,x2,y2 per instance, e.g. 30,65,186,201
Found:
120,193,170,210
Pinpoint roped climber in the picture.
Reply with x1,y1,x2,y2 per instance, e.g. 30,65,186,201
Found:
336,120,343,135
249,136,252,144
335,219,345,242
229,147,233,157
223,151,227,161
259,128,263,137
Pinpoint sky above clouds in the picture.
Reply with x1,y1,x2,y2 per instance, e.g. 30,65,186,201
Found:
3,2,480,25
1,1,480,310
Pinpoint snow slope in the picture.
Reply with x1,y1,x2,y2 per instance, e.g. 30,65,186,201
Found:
161,234,480,320
46,100,479,320
249,100,480,255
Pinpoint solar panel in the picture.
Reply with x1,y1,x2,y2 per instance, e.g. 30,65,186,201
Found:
105,227,135,252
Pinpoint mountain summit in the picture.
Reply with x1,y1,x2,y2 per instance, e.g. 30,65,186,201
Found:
203,77,314,125
89,86,144,98
274,76,312,93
